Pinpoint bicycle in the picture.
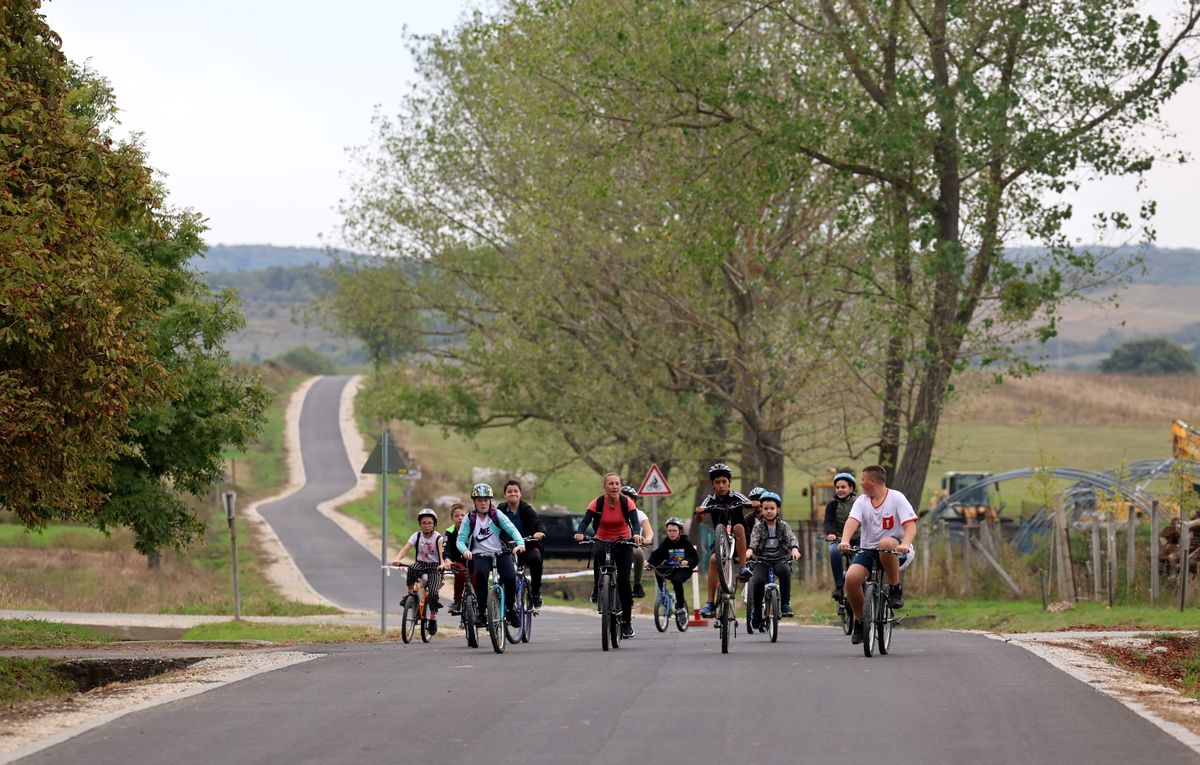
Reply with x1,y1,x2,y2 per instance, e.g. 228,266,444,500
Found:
647,562,690,633
751,559,792,643
711,522,742,653
458,562,481,649
830,538,854,636
466,548,513,654
507,536,540,644
847,546,906,658
579,537,639,651
397,561,444,644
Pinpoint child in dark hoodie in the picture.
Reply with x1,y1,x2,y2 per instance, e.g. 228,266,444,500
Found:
498,480,548,608
645,518,700,615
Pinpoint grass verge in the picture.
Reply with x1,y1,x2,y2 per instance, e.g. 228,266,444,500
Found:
0,619,115,649
0,659,76,707
180,621,400,644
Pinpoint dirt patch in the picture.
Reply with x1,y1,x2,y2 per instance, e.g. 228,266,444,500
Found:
1099,634,1200,700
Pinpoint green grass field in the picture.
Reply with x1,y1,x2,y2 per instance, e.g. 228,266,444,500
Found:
0,619,115,648
180,621,399,643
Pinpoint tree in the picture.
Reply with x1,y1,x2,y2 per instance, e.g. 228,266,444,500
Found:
1100,338,1197,374
278,345,337,375
1,1,163,524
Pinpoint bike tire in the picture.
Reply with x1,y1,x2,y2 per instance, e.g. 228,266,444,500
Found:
719,600,731,654
400,594,417,644
609,580,622,649
520,585,533,644
743,581,754,632
654,594,669,633
506,581,524,644
862,582,877,658
487,587,506,654
839,598,853,636
766,588,779,643
715,527,732,595
600,578,612,652
878,600,893,655
420,608,432,643
676,604,689,632
463,595,479,648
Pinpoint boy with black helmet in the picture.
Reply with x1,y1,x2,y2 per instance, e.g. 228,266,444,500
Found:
694,462,753,618
646,517,699,617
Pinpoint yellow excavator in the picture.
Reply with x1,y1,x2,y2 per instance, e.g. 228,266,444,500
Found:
1173,419,1200,461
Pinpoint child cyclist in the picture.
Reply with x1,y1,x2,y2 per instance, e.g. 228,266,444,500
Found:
837,465,917,645
442,503,468,616
645,517,699,617
695,463,753,618
823,472,859,602
391,508,448,633
746,492,801,628
457,484,526,627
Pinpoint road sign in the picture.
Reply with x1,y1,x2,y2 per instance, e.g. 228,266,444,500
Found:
361,435,407,475
638,463,672,496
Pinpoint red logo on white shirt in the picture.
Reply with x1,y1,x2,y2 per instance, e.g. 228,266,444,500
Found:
882,516,895,530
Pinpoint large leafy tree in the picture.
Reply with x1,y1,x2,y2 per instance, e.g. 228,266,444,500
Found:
1,2,269,553
1,1,163,522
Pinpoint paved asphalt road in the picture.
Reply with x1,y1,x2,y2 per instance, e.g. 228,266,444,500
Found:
257,375,387,613
20,614,1199,765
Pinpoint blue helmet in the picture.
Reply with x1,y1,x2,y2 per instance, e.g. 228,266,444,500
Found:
759,491,782,506
833,472,856,491
747,486,766,500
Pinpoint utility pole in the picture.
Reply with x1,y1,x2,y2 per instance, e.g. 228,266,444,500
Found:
223,491,241,621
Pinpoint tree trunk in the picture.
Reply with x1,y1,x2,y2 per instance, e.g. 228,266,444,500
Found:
759,428,785,497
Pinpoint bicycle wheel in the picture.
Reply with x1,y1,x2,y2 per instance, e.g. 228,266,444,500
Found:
463,595,479,648
878,600,894,655
600,577,612,652
506,580,524,644
743,582,754,632
654,593,669,633
861,582,877,658
520,585,533,644
766,588,780,643
487,586,506,654
719,599,731,654
714,527,733,594
839,598,853,636
400,592,417,644
609,579,622,649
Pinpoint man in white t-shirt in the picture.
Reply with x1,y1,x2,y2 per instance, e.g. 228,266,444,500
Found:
837,465,917,645
620,485,655,598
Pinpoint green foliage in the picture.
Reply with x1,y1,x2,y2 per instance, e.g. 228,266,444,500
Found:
180,621,395,643
0,658,77,706
1099,337,1198,374
316,258,424,368
0,619,114,648
1,1,164,523
276,346,337,375
0,4,270,554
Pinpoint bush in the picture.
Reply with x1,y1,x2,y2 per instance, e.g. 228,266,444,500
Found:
276,346,337,375
1099,338,1197,374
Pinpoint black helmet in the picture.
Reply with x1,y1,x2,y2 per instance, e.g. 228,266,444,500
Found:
708,462,733,481
619,485,639,500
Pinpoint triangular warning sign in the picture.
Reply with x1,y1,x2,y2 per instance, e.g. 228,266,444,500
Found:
361,435,407,475
638,463,672,496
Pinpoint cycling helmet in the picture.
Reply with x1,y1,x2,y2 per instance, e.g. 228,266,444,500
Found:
759,491,782,506
664,517,685,530
833,472,856,491
747,486,765,500
619,485,639,500
708,462,733,481
417,508,438,523
470,483,494,499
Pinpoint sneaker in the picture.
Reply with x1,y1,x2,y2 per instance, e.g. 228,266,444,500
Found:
678,601,688,615
621,622,635,639
507,609,520,628
428,619,438,635
676,607,688,619
448,602,461,616
531,595,543,609
749,613,760,632
851,619,864,645
781,605,794,617
888,585,905,609
633,584,646,599
831,587,843,602
737,566,752,582
401,593,416,609
698,602,716,618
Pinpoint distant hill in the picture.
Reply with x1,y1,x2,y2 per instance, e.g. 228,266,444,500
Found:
190,244,340,273
1131,245,1200,285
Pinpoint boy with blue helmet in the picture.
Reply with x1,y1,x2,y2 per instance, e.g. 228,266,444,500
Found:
747,492,801,626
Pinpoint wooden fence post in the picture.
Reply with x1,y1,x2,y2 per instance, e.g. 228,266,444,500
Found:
1181,514,1191,613
1107,513,1117,607
1127,504,1136,600
1091,515,1102,602
1150,500,1159,605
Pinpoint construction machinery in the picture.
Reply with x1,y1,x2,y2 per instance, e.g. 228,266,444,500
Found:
926,471,1002,523
1172,419,1200,461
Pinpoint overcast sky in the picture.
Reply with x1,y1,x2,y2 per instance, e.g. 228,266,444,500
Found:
43,0,1200,250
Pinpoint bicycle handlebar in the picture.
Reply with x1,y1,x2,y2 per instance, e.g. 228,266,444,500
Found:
576,537,642,547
